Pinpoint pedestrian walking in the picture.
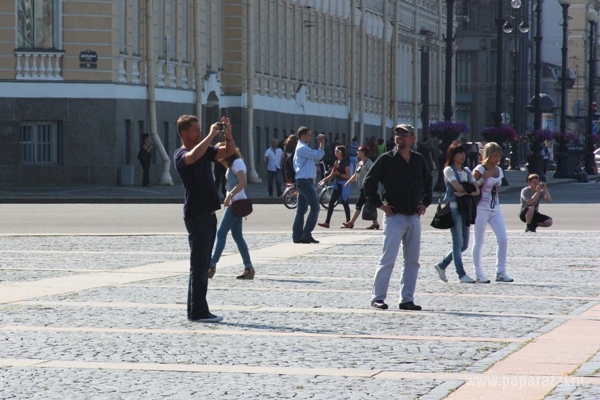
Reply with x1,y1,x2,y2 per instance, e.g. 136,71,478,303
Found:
137,133,153,187
433,141,480,284
520,174,553,232
542,143,550,174
292,126,325,244
174,114,236,323
342,145,379,229
364,124,433,311
264,138,283,197
472,142,514,283
317,145,351,228
348,136,359,178
210,147,255,280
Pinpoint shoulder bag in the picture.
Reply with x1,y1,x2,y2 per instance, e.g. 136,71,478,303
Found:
231,198,253,217
430,181,454,229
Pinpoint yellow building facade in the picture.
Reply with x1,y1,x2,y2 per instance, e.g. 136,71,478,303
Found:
0,0,447,185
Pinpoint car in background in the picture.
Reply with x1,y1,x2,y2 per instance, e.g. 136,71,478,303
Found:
595,148,600,167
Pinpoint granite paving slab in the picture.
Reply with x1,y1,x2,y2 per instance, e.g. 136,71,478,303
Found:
0,304,549,339
0,368,440,400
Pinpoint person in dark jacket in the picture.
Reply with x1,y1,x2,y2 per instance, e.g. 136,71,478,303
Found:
138,133,153,187
433,141,481,284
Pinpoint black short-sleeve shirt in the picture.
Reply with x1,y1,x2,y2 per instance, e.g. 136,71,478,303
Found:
334,159,350,183
174,145,221,219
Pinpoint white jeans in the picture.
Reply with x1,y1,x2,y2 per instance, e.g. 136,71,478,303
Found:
371,214,421,304
472,207,508,277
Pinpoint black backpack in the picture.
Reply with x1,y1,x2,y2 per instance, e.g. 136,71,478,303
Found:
284,155,296,183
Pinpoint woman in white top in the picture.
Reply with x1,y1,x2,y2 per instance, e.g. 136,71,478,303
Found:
434,141,480,283
342,145,380,229
471,142,513,283
210,147,254,280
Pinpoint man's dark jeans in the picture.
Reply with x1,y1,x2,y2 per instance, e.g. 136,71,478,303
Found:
184,213,217,320
267,169,282,196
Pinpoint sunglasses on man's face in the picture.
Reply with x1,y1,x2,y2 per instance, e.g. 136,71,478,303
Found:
394,130,410,137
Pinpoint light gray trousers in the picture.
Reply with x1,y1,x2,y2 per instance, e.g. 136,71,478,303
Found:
371,214,421,305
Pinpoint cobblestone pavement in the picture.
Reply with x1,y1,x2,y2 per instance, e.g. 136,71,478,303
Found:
1,229,599,399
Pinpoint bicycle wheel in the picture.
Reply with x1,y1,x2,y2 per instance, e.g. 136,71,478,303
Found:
283,187,298,209
319,185,332,209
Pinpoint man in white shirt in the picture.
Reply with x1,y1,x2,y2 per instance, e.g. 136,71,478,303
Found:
264,139,284,197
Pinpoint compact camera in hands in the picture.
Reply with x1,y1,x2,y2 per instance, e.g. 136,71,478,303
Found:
216,123,225,131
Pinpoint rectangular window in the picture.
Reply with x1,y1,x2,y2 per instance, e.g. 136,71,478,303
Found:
456,53,472,92
17,0,56,48
20,121,60,164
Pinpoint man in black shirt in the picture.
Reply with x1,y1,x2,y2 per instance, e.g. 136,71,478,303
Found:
364,124,433,311
174,115,236,323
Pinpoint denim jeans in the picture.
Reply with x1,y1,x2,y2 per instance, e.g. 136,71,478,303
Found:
267,169,282,196
293,178,320,242
349,156,358,179
437,207,470,278
371,214,421,304
184,212,217,320
211,206,253,269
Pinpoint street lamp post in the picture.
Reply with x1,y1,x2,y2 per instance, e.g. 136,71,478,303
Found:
533,0,543,131
586,9,598,174
443,0,455,122
495,0,505,128
435,0,456,192
554,0,572,178
526,0,546,179
503,0,530,170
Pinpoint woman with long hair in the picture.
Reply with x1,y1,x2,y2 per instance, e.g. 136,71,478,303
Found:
317,145,351,228
209,147,255,280
282,134,299,183
471,142,513,283
342,145,380,229
433,141,480,283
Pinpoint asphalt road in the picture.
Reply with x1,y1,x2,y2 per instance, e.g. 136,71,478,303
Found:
1,182,598,235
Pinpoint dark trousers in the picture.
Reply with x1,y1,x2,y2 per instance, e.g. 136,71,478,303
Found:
267,169,282,196
214,162,227,197
324,185,351,224
184,213,217,320
140,159,150,187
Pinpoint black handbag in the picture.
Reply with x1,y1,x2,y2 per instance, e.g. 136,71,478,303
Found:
361,201,377,221
430,201,454,229
231,198,253,217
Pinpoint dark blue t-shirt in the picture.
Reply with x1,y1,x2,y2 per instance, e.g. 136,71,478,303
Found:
174,145,221,219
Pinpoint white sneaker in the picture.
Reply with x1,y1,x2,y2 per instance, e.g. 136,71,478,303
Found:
476,275,491,284
495,272,514,282
460,275,476,283
434,265,448,282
